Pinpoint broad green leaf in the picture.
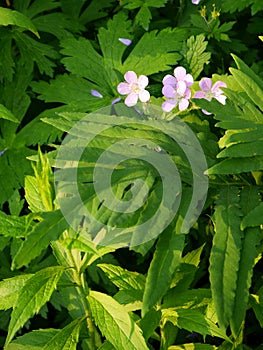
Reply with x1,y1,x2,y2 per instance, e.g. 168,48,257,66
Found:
6,329,59,350
186,34,211,79
241,202,263,229
0,274,33,310
97,12,132,70
121,28,184,75
0,7,39,37
42,317,84,350
0,104,18,123
12,210,68,269
88,291,149,350
5,266,65,347
230,187,262,337
162,308,230,341
209,187,243,330
98,341,116,350
98,263,145,291
142,231,185,316
114,290,143,311
25,176,47,212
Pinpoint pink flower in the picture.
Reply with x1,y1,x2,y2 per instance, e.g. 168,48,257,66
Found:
162,66,193,112
163,66,194,89
117,71,150,107
162,81,191,112
193,78,227,114
192,0,200,4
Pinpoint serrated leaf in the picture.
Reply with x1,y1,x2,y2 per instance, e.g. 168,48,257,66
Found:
0,7,39,37
209,187,243,330
229,187,261,337
0,274,33,310
0,211,32,238
207,156,263,175
25,176,47,212
98,263,145,291
142,231,185,316
121,28,183,75
88,291,149,350
6,329,59,350
0,104,19,123
162,308,230,341
42,317,84,350
186,34,211,79
12,210,68,269
4,266,65,347
135,5,152,30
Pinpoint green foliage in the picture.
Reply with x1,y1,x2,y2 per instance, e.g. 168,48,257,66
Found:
0,1,262,349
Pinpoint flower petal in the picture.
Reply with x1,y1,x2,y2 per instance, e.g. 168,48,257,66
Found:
193,91,206,99
163,74,177,86
174,66,186,80
192,0,200,4
124,71,137,84
125,92,138,106
199,78,212,91
138,75,149,89
212,81,227,91
118,38,132,46
215,94,227,105
185,73,194,86
112,97,122,105
179,98,189,111
162,100,177,112
176,81,187,95
162,85,175,98
117,82,131,95
184,88,191,99
138,89,150,102
91,89,103,98
202,109,212,115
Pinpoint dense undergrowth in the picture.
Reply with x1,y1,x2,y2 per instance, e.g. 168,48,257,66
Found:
0,0,263,349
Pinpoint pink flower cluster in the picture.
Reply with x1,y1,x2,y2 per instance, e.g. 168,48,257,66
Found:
116,66,227,114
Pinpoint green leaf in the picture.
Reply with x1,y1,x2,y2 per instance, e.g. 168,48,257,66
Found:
98,263,145,291
42,317,84,350
207,157,263,175
4,266,65,347
6,329,59,350
0,274,33,310
229,67,263,112
0,104,19,123
186,34,211,79
162,308,230,341
209,187,243,330
12,210,68,269
0,211,32,238
142,231,185,316
0,7,39,37
98,341,116,350
229,187,261,337
88,291,149,350
25,148,55,212
121,28,183,75
241,202,263,229
135,5,152,30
